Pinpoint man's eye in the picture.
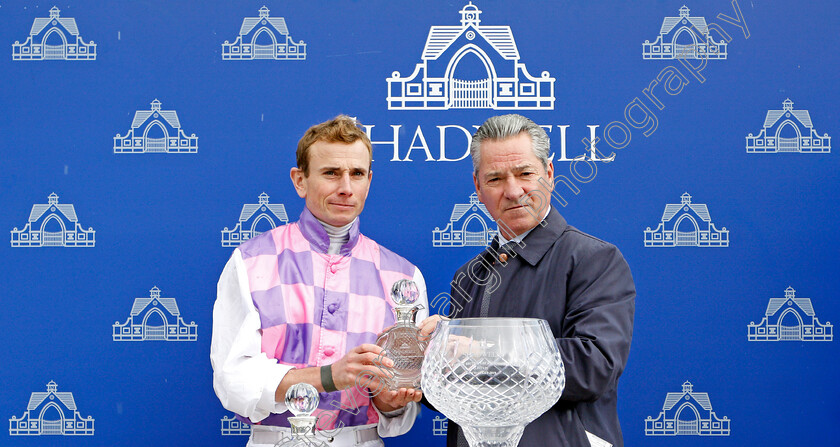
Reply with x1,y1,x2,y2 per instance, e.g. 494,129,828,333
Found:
352,171,365,177
324,171,336,176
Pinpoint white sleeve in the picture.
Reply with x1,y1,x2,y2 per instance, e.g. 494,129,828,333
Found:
210,250,294,422
375,401,420,438
373,266,429,436
413,267,430,324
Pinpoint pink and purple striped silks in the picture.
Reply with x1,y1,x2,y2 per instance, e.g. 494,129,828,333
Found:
237,208,416,429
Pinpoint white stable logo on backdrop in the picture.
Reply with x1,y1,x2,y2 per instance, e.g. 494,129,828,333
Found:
9,381,94,436
645,381,730,436
10,193,95,247
220,414,251,436
113,287,197,341
387,2,555,110
12,6,96,61
644,193,729,247
114,99,198,154
222,193,288,247
746,99,831,153
643,6,727,60
748,286,833,341
222,6,306,60
432,416,448,436
433,193,497,247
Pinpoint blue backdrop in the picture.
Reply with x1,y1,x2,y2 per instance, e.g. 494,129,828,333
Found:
1,1,838,446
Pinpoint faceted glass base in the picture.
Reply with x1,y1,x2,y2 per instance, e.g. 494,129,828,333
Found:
462,425,525,447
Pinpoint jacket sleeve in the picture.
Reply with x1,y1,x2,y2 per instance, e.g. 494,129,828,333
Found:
555,242,635,402
210,250,294,422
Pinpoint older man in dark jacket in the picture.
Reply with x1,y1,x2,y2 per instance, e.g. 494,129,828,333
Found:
420,114,635,447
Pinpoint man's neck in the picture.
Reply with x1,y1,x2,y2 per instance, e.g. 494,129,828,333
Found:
316,217,355,255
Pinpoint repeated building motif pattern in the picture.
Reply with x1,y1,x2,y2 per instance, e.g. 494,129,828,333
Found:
113,287,198,342
9,381,95,436
748,287,833,341
222,6,306,60
432,193,496,247
746,99,831,153
221,193,289,247
2,1,836,444
644,193,729,247
220,415,252,436
643,6,727,60
645,381,730,436
387,2,554,110
114,99,198,154
12,6,96,61
10,193,95,247
432,416,448,436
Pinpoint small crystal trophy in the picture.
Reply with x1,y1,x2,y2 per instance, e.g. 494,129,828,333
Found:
277,383,320,447
375,279,427,389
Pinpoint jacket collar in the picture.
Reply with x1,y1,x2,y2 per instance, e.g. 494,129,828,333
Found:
298,207,361,256
487,207,567,266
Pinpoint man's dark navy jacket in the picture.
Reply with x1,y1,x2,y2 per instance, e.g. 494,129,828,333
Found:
441,207,635,447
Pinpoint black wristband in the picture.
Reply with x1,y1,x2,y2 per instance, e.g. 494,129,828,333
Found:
320,365,338,392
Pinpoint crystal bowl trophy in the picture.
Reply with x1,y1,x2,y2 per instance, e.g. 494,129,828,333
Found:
278,383,320,447
421,318,565,447
375,279,427,389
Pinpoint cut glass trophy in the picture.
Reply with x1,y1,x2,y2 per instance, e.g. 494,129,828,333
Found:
422,318,565,447
276,383,321,447
375,279,428,389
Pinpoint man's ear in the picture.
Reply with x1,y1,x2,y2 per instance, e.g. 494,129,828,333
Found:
473,171,481,196
545,162,555,192
290,167,307,198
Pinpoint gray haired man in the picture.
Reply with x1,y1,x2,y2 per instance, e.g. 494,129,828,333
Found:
420,114,636,447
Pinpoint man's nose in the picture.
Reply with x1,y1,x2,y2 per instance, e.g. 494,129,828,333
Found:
502,178,524,199
337,173,353,195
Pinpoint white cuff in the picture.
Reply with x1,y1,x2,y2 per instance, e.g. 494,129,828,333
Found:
375,401,418,438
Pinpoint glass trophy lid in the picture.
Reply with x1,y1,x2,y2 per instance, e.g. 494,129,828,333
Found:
285,383,319,417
